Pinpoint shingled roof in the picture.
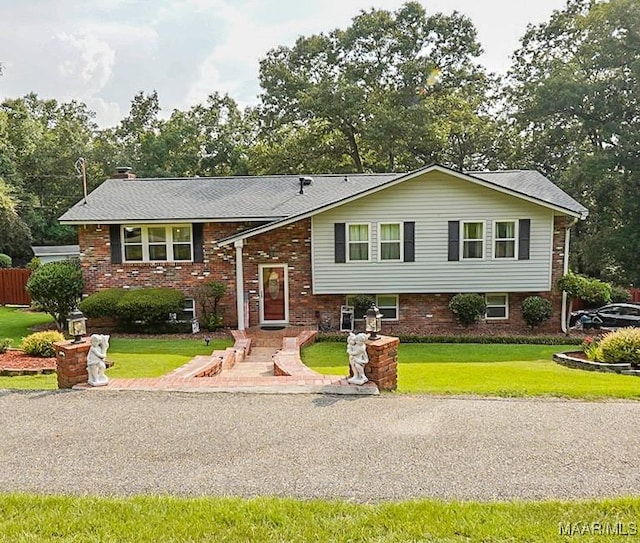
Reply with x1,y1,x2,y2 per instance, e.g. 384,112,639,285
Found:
58,164,588,224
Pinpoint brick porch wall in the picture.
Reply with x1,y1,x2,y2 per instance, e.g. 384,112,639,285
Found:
78,215,571,334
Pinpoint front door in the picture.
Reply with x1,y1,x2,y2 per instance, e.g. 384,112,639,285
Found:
259,264,288,325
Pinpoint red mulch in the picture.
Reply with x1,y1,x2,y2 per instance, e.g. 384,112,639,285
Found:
0,349,56,374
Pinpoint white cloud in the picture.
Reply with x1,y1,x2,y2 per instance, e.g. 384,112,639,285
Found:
55,33,115,94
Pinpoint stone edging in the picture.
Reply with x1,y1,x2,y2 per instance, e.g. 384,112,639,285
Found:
553,351,636,375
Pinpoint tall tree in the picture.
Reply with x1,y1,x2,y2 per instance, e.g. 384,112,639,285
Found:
258,1,497,173
505,0,640,284
0,94,96,247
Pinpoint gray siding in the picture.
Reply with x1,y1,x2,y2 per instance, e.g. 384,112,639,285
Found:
312,171,555,294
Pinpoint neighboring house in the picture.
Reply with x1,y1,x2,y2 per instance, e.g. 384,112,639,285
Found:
31,245,80,264
58,164,588,334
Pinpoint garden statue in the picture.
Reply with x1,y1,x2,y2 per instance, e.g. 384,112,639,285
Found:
346,332,369,385
87,334,110,386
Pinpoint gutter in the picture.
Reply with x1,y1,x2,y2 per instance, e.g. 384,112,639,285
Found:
561,217,580,333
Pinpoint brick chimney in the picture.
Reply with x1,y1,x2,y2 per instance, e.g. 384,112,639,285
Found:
113,166,136,179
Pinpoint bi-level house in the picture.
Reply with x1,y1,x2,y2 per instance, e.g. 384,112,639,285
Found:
59,164,588,334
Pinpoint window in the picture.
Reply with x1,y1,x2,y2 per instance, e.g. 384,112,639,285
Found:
379,223,402,261
181,299,196,321
347,223,370,261
494,221,517,259
122,225,193,262
346,294,399,321
462,222,484,259
486,294,508,320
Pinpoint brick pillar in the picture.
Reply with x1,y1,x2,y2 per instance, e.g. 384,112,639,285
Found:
365,335,399,391
54,340,90,389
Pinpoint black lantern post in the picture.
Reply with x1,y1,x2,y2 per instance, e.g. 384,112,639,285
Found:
364,304,383,340
67,307,87,343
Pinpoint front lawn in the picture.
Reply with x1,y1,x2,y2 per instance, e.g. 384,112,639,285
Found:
302,342,640,400
0,493,638,542
0,335,232,389
0,306,54,345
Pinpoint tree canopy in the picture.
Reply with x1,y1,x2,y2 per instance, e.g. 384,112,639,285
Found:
1,0,639,285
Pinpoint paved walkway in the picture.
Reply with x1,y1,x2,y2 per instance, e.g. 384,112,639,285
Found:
76,328,379,395
2,390,640,501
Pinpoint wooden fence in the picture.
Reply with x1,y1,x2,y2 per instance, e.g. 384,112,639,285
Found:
0,268,31,305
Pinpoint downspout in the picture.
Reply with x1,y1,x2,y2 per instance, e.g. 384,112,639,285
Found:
561,217,579,333
234,240,245,331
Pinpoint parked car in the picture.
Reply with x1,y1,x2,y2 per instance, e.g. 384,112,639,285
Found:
570,303,640,329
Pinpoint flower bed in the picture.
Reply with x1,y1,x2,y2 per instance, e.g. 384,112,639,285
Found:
0,349,56,376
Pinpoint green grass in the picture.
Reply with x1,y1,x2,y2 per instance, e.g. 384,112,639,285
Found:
0,306,54,345
0,493,638,542
302,342,640,400
106,337,232,378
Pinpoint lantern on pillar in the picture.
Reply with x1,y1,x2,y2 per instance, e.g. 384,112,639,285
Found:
364,304,383,340
67,308,87,343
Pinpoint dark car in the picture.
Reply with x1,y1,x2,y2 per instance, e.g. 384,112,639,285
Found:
570,302,640,329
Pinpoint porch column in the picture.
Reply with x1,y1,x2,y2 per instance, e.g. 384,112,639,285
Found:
234,240,245,331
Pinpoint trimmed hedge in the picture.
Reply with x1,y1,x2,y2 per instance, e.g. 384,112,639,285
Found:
80,289,127,318
79,287,184,331
315,334,583,345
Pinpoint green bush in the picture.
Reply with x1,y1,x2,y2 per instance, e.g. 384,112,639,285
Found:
79,289,127,318
21,331,65,358
25,261,84,330
315,334,583,345
0,338,11,354
557,272,611,308
0,253,12,268
114,288,185,327
581,336,603,361
26,257,41,271
610,285,632,303
521,296,553,329
597,328,640,366
448,293,486,326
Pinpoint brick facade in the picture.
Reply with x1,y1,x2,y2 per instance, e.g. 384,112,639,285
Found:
78,215,571,334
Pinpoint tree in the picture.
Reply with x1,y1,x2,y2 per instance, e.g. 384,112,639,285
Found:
505,0,640,283
258,2,497,173
0,94,97,246
0,178,32,261
26,261,84,330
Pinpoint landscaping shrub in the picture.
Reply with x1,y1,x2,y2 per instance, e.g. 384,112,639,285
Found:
21,331,65,358
521,296,553,329
597,328,640,366
25,261,84,330
581,336,602,361
0,338,11,353
114,288,184,327
0,253,12,268
193,281,227,330
80,288,127,318
26,257,41,271
610,285,632,303
580,278,612,308
315,334,583,345
448,293,486,326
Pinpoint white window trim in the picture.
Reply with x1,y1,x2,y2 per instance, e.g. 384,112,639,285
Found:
346,294,399,321
492,220,518,260
346,222,371,263
485,293,509,320
122,224,194,263
378,222,403,262
461,221,486,260
182,298,196,321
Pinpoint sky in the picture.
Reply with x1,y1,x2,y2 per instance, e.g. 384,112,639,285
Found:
0,0,568,128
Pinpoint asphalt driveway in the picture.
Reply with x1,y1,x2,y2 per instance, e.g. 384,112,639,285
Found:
1,389,639,502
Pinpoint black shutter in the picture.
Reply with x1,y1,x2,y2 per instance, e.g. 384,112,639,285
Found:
404,222,415,262
193,223,204,263
335,223,346,263
109,225,122,264
518,219,530,260
448,221,460,261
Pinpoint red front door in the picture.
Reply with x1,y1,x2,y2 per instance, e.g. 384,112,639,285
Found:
260,265,288,323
